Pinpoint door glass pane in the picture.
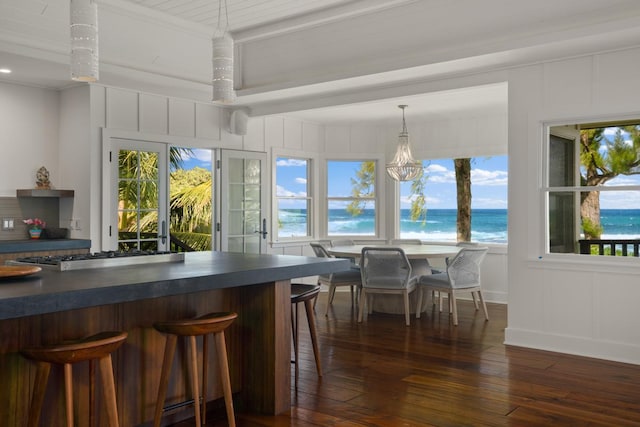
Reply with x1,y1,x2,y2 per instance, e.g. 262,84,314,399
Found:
229,211,244,235
118,149,159,251
245,235,260,253
169,147,213,252
222,151,266,254
228,237,243,252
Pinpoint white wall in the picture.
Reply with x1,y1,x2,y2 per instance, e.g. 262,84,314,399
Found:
505,48,640,365
0,82,59,196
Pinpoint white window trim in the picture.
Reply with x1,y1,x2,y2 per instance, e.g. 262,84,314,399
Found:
542,118,640,264
324,154,385,240
271,148,316,243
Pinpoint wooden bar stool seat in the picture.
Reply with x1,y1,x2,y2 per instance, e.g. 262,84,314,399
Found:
153,311,237,427
21,331,128,427
291,283,322,383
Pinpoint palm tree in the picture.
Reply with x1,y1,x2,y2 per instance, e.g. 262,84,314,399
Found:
580,126,640,238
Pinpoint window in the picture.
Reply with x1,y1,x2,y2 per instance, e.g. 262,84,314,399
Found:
547,122,640,256
327,160,376,236
275,156,311,239
399,156,508,243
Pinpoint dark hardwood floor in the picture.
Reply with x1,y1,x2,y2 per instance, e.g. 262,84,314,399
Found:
174,292,640,426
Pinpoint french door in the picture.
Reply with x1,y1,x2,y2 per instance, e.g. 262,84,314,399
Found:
104,134,266,254
220,149,268,253
107,139,169,252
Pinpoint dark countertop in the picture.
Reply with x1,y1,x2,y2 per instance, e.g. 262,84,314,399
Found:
0,251,349,320
0,239,91,253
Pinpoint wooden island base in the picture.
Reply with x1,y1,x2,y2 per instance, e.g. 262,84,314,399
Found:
0,281,291,426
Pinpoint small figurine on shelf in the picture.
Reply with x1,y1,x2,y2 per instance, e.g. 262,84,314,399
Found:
36,166,51,189
23,218,46,239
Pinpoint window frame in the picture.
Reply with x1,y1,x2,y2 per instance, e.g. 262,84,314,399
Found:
272,151,313,242
325,158,380,238
544,120,640,258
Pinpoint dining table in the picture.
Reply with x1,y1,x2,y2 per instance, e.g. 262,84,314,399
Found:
327,243,461,315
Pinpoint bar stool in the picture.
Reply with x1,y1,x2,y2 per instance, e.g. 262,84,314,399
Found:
21,331,128,427
291,283,322,383
153,312,237,427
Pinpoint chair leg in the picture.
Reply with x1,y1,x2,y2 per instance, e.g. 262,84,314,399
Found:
471,291,479,310
478,290,489,321
403,291,410,326
304,298,322,377
215,332,236,427
325,285,337,316
154,334,177,427
451,290,459,326
293,301,300,383
63,363,73,427
188,336,202,427
416,287,423,319
357,289,366,323
27,361,51,427
98,354,120,427
202,334,209,425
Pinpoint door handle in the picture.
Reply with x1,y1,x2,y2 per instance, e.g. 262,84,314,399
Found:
255,218,268,239
159,220,167,244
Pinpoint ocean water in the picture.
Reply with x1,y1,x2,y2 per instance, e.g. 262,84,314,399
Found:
277,209,640,243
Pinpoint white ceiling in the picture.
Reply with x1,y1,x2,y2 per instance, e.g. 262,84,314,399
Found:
125,0,357,33
0,0,638,124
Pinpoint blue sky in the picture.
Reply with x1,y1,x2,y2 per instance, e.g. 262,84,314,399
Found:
177,151,509,210
178,148,212,170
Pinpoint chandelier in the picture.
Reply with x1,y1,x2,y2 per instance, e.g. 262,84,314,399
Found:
386,105,423,181
70,0,99,82
212,0,235,103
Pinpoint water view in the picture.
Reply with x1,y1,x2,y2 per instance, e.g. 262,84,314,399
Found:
278,208,640,243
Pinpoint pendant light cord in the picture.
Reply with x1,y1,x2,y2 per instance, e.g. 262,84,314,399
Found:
217,0,230,34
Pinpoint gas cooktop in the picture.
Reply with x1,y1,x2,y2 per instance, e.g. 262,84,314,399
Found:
8,250,185,271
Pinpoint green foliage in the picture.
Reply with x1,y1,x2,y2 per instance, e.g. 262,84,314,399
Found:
581,217,603,240
346,161,375,216
408,169,427,224
118,147,213,251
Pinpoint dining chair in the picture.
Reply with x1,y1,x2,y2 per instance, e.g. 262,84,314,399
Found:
389,238,432,276
309,243,362,316
359,247,417,326
330,239,359,267
330,239,356,247
415,247,489,326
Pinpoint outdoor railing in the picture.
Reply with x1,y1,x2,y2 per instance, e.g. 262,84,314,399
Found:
578,239,640,256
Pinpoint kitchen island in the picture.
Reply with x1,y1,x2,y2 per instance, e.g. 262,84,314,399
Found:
0,251,349,426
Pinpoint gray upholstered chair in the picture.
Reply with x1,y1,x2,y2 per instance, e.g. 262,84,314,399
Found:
359,247,417,326
309,242,362,316
416,247,489,326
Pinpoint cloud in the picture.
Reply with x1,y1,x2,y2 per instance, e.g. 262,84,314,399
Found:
276,158,306,167
471,168,508,186
424,164,456,183
276,185,307,197
188,149,212,162
295,177,307,184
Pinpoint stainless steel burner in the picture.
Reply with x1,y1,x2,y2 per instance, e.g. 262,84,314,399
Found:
8,251,185,271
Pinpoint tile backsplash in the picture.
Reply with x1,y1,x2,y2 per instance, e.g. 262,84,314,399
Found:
0,197,60,241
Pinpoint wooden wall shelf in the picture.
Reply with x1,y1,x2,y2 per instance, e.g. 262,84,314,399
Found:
16,189,74,198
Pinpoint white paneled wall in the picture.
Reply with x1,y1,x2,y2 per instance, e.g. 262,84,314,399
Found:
506,46,640,365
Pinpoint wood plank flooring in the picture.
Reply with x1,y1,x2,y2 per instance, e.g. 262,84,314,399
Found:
174,292,640,426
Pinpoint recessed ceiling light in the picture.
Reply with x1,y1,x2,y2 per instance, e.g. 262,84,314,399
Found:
0,68,11,74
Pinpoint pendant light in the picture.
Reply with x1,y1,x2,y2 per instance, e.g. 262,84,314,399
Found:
212,0,235,103
386,105,423,181
70,0,99,82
